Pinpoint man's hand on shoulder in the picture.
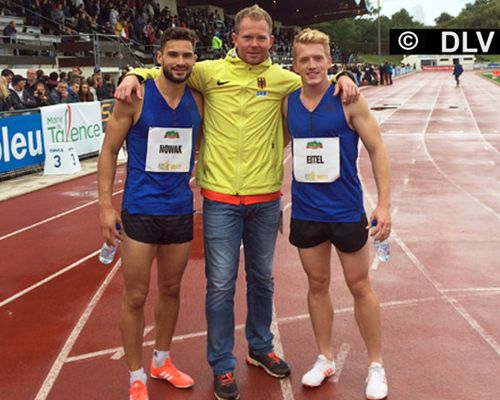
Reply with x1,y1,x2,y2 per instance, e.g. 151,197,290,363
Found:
334,75,360,105
114,75,143,104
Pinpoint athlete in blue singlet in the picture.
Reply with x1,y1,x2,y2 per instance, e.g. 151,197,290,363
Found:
98,28,203,400
283,29,391,400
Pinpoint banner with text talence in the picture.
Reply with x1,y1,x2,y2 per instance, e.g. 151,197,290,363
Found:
40,102,103,156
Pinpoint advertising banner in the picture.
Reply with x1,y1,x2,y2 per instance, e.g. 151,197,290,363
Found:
0,113,44,173
40,102,103,156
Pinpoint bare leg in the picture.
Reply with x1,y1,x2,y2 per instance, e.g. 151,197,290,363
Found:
337,243,382,363
298,241,334,360
153,241,192,351
120,232,157,371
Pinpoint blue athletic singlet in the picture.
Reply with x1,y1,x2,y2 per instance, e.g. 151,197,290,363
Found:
122,79,201,215
287,83,365,222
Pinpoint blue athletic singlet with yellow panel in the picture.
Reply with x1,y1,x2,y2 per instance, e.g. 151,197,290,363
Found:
287,83,365,222
122,79,201,215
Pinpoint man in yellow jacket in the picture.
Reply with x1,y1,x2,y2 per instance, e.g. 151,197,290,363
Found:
212,31,223,58
115,5,359,400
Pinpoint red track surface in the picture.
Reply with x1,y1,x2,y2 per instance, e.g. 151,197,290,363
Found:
1,71,499,400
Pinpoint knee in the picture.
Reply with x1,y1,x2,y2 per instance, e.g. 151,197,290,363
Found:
157,281,181,300
123,289,149,311
247,268,274,286
347,278,371,299
308,274,330,295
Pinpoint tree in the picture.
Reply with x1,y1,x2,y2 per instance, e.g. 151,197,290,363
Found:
390,9,417,28
434,12,453,26
437,0,500,28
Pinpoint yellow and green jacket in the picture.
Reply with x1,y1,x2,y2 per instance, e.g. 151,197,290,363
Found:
211,35,222,51
135,50,300,195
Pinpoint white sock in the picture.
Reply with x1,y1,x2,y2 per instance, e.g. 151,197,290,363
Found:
129,368,147,386
153,349,170,368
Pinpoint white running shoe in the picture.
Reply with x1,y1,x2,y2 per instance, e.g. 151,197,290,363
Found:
365,362,388,400
301,354,336,387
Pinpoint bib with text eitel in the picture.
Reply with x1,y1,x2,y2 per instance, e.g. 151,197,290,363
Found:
293,137,339,183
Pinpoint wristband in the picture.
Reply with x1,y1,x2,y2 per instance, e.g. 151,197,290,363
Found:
332,70,356,84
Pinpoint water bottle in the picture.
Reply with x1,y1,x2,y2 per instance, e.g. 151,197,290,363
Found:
99,223,121,265
372,220,391,262
99,242,117,264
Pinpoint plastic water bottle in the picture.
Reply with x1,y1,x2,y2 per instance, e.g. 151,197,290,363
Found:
372,220,391,262
99,224,121,265
99,242,117,264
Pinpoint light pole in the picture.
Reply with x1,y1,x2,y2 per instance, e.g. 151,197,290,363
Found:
377,0,381,58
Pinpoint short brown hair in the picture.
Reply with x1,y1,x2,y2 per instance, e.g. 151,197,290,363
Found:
160,27,198,51
292,28,330,59
234,4,273,34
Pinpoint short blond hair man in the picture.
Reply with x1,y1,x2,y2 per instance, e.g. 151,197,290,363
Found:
282,28,391,399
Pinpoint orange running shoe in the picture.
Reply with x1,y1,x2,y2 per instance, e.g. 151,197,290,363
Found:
150,357,194,389
129,380,149,400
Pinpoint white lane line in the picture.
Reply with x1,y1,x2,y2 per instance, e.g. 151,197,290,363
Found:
0,189,123,242
382,132,500,137
421,81,500,220
392,229,500,355
1,176,198,306
34,259,122,400
1,175,196,242
369,257,380,271
332,343,351,383
468,75,500,104
364,183,500,355
67,327,215,363
441,287,500,293
67,329,211,363
238,228,293,399
110,325,154,360
421,79,445,137
0,250,100,308
64,289,500,364
459,85,500,156
374,80,432,125
278,289,500,326
362,80,500,354
271,304,295,400
422,135,500,220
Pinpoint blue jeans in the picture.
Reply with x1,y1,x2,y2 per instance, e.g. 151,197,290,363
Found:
203,198,280,374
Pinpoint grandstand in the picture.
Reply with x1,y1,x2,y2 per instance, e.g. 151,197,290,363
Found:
0,0,368,73
0,0,368,180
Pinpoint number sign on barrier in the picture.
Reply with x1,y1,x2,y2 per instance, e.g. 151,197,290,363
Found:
43,143,82,175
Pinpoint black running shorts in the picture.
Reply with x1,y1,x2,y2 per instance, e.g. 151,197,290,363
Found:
289,214,369,253
121,210,193,245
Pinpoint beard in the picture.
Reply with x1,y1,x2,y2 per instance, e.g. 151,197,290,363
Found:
162,66,191,83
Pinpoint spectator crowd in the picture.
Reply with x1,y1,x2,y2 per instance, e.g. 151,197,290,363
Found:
0,1,417,112
0,66,119,111
2,0,298,58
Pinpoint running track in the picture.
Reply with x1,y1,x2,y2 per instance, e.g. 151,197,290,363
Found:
1,71,499,400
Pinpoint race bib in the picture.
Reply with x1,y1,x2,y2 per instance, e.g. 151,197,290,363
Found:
145,127,193,172
293,137,340,183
